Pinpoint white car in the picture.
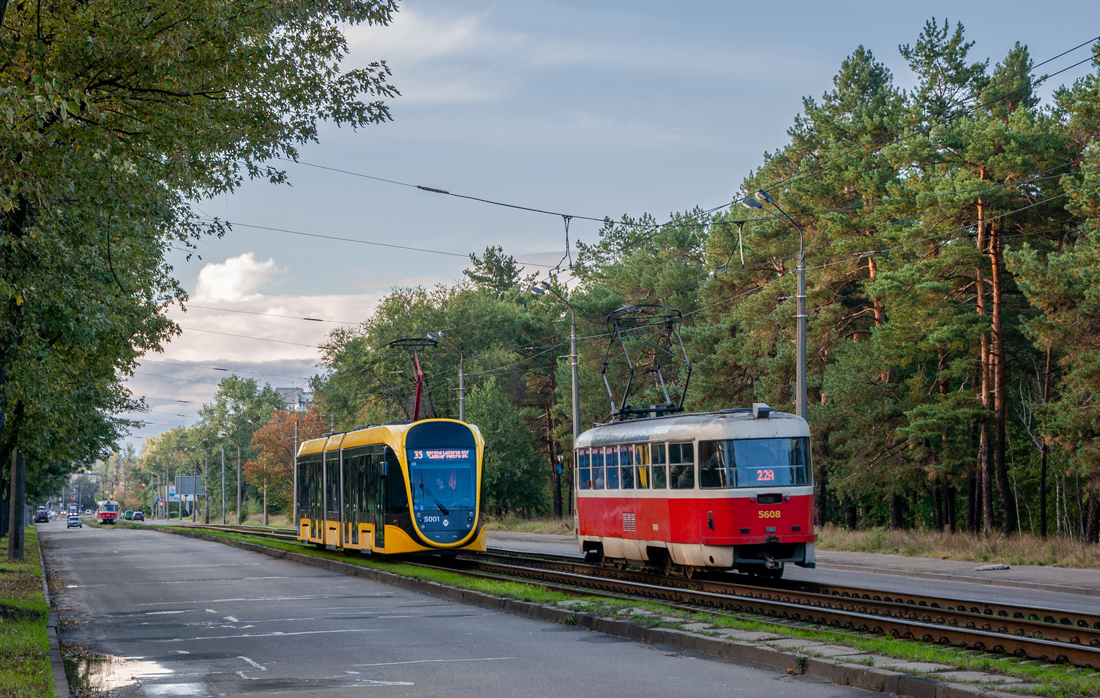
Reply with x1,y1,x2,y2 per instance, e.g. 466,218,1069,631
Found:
67,515,82,528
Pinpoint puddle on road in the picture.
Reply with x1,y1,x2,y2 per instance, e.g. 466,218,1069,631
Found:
65,653,173,696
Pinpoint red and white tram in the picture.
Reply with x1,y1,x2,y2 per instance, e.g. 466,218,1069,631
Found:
575,403,815,578
96,499,120,524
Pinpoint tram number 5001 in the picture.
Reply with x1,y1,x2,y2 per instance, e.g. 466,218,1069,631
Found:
755,469,775,481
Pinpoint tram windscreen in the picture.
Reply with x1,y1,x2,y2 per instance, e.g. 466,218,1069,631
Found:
406,421,477,513
698,437,811,489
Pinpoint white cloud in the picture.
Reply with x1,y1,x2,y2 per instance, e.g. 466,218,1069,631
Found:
194,253,283,302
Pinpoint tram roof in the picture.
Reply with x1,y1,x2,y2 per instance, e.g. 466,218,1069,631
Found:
297,418,482,457
575,409,809,448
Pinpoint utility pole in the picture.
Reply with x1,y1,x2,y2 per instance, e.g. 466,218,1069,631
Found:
204,453,210,524
293,416,299,532
192,455,197,522
221,447,226,525
236,442,242,525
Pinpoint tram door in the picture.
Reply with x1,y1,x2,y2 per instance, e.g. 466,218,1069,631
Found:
343,451,358,546
374,449,388,549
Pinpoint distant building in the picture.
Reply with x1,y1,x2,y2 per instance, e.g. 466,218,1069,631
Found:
276,387,313,412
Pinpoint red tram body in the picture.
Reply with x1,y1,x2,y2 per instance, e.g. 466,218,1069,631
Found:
96,499,120,524
575,405,815,577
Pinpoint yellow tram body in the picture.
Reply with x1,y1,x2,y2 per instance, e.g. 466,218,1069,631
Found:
295,419,487,555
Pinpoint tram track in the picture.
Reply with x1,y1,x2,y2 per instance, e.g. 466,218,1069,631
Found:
177,523,1100,669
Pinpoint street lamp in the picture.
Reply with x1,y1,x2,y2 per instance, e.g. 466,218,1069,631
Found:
741,189,807,420
427,331,465,422
529,279,577,520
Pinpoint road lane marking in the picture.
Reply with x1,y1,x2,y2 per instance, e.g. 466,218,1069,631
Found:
223,616,239,623
146,628,382,642
354,657,515,667
237,657,267,671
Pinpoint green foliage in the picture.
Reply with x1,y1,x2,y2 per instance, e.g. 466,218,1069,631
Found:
466,377,547,516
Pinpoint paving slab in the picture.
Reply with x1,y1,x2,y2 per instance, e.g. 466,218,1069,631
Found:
936,671,1022,683
682,622,714,631
767,638,826,650
809,644,867,657
712,629,782,641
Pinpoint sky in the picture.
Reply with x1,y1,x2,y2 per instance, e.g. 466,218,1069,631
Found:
122,0,1100,450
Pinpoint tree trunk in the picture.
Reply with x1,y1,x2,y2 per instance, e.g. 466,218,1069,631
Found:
945,484,956,533
987,221,1017,535
888,494,906,529
844,502,857,530
932,480,944,531
966,448,979,534
7,448,25,560
975,207,995,535
1039,346,1052,539
1086,490,1099,544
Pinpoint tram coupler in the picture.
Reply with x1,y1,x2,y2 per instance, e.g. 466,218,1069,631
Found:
763,554,783,571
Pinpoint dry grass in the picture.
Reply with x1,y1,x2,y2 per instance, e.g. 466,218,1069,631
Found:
817,524,1100,568
485,515,574,535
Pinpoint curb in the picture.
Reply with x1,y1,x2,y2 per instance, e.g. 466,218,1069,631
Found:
38,541,70,698
149,527,1044,698
816,562,1099,597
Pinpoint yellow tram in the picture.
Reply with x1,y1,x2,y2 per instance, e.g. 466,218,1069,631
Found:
295,419,487,554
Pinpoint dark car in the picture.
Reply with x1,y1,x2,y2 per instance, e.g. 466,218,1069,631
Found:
132,511,145,521
34,510,49,523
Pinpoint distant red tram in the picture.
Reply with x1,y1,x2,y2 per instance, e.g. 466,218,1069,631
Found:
574,404,815,578
96,499,120,524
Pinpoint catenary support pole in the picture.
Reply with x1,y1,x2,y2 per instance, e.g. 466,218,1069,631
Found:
221,448,226,525
236,443,242,525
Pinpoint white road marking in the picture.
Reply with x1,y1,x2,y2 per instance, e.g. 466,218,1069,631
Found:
237,656,267,671
173,651,190,655
144,683,205,695
148,628,382,642
205,609,216,614
235,671,256,680
146,611,189,615
134,595,324,607
223,616,239,623
354,657,515,667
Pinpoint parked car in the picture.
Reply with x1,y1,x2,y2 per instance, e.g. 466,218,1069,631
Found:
67,515,82,528
124,510,134,520
132,511,145,521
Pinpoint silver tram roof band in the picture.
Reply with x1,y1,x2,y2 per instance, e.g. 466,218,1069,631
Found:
575,405,808,449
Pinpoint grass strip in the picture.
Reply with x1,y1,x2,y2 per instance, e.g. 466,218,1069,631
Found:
144,523,1098,698
818,524,1100,569
0,526,54,698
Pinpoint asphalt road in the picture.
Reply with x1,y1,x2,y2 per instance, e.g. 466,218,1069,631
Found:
41,520,867,698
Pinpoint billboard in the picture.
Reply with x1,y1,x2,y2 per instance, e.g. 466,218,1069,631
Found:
174,476,205,502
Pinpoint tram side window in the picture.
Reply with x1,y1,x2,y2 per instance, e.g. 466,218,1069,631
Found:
650,443,667,489
592,449,605,489
605,447,619,489
384,448,408,512
619,446,634,489
578,450,591,490
325,453,341,516
634,444,649,489
668,442,695,490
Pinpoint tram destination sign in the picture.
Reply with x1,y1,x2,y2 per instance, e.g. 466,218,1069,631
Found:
412,449,471,461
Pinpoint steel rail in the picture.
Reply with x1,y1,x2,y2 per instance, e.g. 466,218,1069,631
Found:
477,547,1100,635
461,557,1100,668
